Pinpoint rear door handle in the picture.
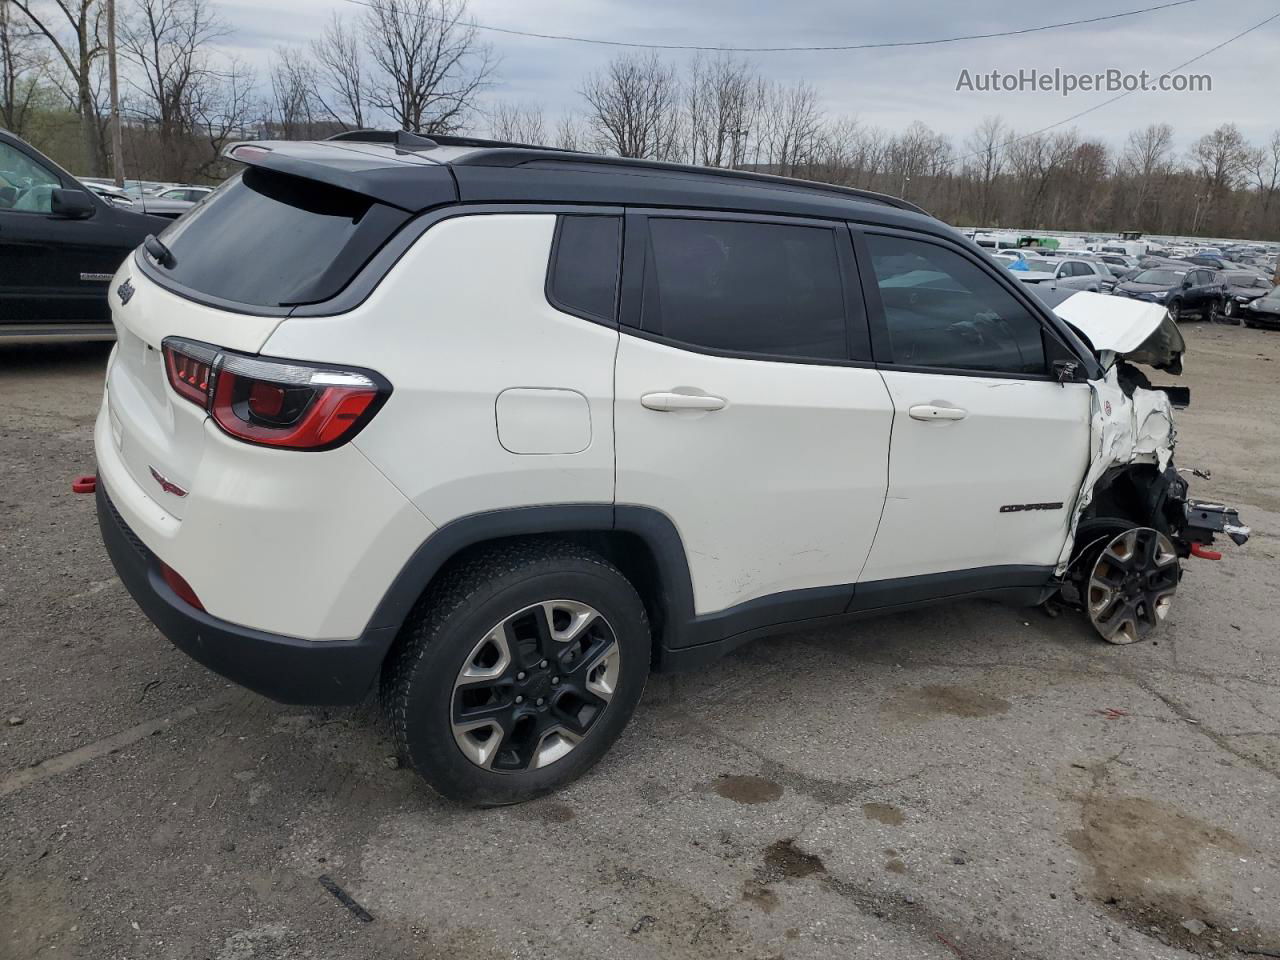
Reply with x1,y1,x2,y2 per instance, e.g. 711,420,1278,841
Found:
909,403,968,421
641,391,727,412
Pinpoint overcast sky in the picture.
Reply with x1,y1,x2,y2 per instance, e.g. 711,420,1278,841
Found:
215,0,1278,150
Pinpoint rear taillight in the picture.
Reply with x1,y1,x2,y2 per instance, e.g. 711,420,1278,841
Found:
161,337,390,451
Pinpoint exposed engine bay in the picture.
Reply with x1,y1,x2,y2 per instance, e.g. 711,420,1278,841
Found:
1038,291,1250,643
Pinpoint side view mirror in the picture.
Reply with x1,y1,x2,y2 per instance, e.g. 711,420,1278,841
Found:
50,187,96,219
1052,359,1081,385
1181,278,1193,288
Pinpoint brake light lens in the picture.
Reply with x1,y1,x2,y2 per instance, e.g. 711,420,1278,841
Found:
161,337,390,451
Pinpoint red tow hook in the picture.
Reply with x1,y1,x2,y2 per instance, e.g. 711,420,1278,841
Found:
1190,543,1222,561
71,475,97,494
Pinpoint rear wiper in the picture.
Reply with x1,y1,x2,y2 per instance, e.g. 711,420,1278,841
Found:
144,234,176,269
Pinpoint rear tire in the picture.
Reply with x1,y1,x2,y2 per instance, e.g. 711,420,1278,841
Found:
1168,300,1182,322
382,540,651,806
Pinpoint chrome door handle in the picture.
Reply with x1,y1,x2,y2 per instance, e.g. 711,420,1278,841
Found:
641,391,727,412
909,403,967,421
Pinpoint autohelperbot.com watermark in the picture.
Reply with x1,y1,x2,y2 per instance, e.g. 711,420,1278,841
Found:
956,67,1211,96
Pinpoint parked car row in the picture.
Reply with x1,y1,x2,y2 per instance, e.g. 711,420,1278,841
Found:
994,240,1278,328
80,176,214,218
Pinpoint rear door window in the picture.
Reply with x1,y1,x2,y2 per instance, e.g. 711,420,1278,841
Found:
152,168,409,308
639,217,848,361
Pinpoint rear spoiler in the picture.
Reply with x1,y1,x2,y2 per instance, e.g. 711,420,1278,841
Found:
221,141,457,213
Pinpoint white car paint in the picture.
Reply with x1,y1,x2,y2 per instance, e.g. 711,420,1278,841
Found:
96,212,1183,643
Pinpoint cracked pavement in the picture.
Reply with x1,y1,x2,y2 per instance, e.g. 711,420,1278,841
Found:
2,324,1278,960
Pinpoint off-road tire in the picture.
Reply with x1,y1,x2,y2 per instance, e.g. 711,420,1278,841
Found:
381,539,651,806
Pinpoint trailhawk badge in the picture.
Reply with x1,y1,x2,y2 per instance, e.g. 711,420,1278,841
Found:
117,279,135,305
148,465,188,498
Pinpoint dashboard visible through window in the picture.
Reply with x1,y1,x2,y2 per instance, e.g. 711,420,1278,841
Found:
864,233,1048,375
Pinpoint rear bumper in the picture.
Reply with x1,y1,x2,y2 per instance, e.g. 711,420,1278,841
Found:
97,481,392,705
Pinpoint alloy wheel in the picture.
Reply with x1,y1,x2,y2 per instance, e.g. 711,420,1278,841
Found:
450,601,621,772
1087,528,1179,645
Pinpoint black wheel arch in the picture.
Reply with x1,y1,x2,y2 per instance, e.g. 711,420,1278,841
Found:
363,505,700,671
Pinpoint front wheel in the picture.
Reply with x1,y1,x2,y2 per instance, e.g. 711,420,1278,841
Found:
1168,300,1182,323
382,540,651,805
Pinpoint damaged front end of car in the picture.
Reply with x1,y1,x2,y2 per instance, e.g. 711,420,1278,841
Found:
1042,291,1250,644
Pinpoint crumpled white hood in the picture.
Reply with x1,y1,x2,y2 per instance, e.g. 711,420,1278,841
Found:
1050,291,1169,355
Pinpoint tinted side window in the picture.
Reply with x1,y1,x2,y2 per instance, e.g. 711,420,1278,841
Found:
641,218,847,360
864,233,1047,375
547,215,622,321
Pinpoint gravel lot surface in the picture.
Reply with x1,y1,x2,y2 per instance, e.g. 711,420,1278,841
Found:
2,325,1278,960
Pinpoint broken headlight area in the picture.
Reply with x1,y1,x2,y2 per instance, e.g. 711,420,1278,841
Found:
1042,291,1249,643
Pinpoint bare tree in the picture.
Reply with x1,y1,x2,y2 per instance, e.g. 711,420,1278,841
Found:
1120,122,1173,224
311,12,366,130
964,116,1006,224
187,53,254,177
118,0,226,180
10,0,105,171
581,52,681,160
270,46,322,139
684,53,761,168
488,100,545,144
1,0,44,135
553,111,585,152
758,80,821,176
360,0,495,134
1249,130,1280,222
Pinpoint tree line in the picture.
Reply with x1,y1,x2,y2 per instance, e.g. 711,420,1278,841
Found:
3,0,1276,240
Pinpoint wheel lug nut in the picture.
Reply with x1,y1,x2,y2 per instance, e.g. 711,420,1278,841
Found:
516,671,526,680
552,676,560,684
536,697,545,706
515,695,524,704
540,660,548,668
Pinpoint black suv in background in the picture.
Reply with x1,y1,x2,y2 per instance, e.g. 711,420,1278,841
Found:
1,129,167,342
1112,266,1222,322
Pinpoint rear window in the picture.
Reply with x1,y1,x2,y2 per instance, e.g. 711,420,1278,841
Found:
153,168,409,308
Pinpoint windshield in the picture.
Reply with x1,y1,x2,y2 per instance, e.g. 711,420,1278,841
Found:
1133,269,1184,285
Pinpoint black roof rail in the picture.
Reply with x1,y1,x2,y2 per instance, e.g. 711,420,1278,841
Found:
326,129,924,214
451,148,926,214
326,129,579,154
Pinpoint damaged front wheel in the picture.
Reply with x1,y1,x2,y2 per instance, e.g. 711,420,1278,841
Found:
1086,527,1180,645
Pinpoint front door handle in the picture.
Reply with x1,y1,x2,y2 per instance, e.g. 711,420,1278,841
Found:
909,403,968,421
641,391,727,412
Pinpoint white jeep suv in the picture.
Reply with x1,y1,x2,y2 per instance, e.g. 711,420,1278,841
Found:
93,132,1247,804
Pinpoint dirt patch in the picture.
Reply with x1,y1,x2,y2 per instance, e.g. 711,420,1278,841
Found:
740,881,780,913
884,858,907,875
862,802,906,826
711,775,784,805
757,839,826,883
889,684,1011,719
1068,793,1272,954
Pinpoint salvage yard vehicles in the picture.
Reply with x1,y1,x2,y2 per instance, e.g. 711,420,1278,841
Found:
1219,272,1274,321
1241,288,1280,328
1,128,168,342
91,132,1248,805
1009,255,1109,292
1111,267,1223,321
